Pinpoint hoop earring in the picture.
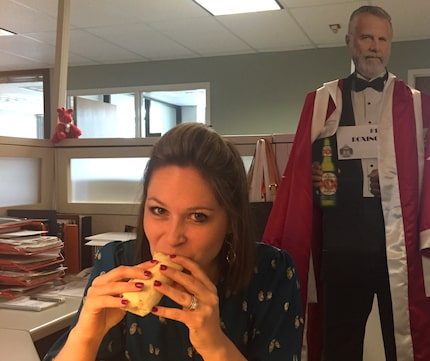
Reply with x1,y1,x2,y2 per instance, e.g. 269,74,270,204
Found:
225,238,237,265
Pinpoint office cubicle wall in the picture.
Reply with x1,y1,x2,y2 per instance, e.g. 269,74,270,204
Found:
0,137,54,216
0,133,295,233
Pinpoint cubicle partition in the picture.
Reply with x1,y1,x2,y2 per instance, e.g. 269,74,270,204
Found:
0,133,295,234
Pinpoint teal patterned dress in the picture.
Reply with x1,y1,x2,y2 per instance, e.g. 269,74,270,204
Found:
44,242,303,361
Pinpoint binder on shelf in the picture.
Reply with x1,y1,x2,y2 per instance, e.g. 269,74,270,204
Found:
57,214,92,271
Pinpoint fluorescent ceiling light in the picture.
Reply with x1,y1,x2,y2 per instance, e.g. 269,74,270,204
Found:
194,0,282,16
0,28,16,36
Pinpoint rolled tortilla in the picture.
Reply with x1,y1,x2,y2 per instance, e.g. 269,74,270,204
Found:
123,253,183,317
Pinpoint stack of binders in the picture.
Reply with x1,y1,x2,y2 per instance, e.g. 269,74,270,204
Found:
0,217,65,298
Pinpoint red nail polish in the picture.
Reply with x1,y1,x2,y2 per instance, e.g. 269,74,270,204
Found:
150,259,157,264
121,299,129,305
144,270,152,277
152,306,158,312
169,254,176,259
154,280,162,287
160,264,167,271
135,282,143,288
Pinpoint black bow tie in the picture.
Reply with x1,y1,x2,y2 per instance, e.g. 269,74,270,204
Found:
353,73,387,92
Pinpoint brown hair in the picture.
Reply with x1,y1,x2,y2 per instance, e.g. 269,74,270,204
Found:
134,123,256,295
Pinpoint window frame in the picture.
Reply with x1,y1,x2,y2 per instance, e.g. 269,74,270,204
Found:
0,68,51,139
67,82,210,139
408,68,430,92
0,137,54,211
54,135,262,216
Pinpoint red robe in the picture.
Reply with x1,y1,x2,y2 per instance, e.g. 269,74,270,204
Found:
263,75,430,361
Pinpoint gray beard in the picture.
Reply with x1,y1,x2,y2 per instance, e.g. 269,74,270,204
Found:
353,58,387,79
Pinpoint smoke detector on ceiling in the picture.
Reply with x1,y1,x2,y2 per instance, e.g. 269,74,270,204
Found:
329,24,341,34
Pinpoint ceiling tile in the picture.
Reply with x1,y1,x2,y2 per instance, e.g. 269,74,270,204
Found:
0,0,57,33
0,50,45,71
290,1,368,47
0,0,429,71
0,35,55,62
10,0,59,17
281,0,364,8
376,0,430,41
150,16,253,56
69,0,141,28
68,29,146,63
104,0,209,22
218,10,313,51
85,23,197,60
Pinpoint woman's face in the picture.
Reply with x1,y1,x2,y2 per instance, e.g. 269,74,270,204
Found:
143,165,229,281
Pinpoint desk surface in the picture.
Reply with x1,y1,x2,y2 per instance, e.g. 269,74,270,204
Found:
0,296,81,341
0,329,40,361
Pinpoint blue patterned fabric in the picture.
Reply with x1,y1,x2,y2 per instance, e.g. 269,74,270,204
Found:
44,241,303,361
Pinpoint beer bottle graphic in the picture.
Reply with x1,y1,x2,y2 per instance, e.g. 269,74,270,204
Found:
320,137,337,206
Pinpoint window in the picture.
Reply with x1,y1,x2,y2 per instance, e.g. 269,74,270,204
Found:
0,76,207,140
408,68,430,95
70,93,136,138
0,157,41,207
67,83,209,139
54,135,262,215
68,155,252,205
54,144,155,215
0,69,50,139
70,157,147,203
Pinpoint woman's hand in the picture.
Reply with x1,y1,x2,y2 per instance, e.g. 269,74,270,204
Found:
74,261,157,338
150,256,244,360
54,261,159,361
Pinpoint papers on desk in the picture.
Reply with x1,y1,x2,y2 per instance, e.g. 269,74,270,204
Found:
0,252,64,272
0,217,33,230
39,275,89,298
0,220,65,292
0,235,64,286
0,267,66,287
85,232,136,247
0,234,63,255
0,295,65,311
50,279,87,298
0,271,89,300
0,229,46,238
0,282,55,300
